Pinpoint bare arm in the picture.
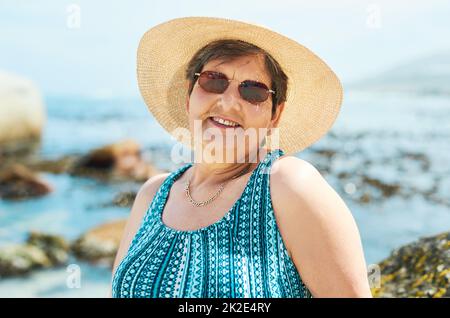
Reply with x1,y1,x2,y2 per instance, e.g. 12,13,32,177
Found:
108,173,170,297
271,156,372,298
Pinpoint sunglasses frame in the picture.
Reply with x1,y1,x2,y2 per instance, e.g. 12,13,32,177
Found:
193,71,275,105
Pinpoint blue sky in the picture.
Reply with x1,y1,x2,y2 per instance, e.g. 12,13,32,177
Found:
1,0,449,98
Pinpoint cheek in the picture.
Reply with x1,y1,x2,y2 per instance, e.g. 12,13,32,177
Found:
187,88,213,130
189,86,213,112
243,105,272,127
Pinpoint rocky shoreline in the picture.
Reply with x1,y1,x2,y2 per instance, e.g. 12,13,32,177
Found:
0,220,125,277
1,222,448,297
2,135,448,209
0,139,165,201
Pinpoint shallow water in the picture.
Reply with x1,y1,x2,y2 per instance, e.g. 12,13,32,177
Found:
1,91,449,297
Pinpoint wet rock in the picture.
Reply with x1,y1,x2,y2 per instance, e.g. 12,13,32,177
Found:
26,231,70,265
0,163,53,200
70,140,161,182
0,140,41,169
111,191,137,208
71,219,127,266
27,155,78,174
361,175,401,198
358,192,372,204
371,231,450,298
0,232,69,277
337,171,351,179
0,244,51,277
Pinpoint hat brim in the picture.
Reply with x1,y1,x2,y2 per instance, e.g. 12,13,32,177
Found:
137,16,343,155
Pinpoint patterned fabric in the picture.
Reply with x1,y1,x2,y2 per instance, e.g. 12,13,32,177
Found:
112,148,312,298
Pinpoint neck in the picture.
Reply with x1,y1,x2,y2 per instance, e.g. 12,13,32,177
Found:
188,147,268,188
188,161,255,188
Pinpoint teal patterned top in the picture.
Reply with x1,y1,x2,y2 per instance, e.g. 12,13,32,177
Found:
112,148,312,298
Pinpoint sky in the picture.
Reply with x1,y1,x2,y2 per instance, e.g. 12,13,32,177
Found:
1,0,449,98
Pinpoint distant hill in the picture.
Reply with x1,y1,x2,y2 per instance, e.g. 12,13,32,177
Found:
348,51,450,95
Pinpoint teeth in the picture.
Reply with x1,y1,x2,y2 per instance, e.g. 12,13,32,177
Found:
212,117,239,127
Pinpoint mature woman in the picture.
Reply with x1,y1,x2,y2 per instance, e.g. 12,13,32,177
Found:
111,17,372,298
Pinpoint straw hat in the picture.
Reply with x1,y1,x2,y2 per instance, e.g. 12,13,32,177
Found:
137,16,343,155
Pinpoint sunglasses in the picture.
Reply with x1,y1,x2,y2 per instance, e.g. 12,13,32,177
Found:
194,71,275,105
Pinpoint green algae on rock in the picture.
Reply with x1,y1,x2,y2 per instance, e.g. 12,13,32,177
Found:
371,231,450,298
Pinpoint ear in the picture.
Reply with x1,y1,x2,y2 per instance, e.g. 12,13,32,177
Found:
268,102,285,135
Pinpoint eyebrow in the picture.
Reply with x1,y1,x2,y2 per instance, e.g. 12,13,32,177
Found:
211,62,266,83
213,60,228,68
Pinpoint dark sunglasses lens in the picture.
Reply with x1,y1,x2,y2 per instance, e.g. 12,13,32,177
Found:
198,72,228,93
239,81,270,104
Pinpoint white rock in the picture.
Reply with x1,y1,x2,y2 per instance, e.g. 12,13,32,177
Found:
0,71,46,144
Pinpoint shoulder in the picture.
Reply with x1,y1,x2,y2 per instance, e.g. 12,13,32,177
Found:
269,155,344,246
269,155,354,238
269,155,372,297
270,155,331,206
270,155,319,182
270,153,356,211
129,171,172,224
138,172,172,201
122,170,171,234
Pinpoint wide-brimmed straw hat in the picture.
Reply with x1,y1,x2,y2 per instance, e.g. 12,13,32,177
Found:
136,16,343,155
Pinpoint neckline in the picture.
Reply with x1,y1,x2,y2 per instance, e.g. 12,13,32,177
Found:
156,148,283,235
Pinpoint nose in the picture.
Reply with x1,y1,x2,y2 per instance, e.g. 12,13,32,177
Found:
218,78,242,111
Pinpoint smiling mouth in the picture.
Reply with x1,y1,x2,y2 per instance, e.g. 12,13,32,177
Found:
207,117,241,128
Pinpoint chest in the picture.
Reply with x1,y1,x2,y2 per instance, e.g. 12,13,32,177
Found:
159,170,296,261
161,179,250,232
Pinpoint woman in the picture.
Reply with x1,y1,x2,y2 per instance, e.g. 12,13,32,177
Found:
111,17,372,298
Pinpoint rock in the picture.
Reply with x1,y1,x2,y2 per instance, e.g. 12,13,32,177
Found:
361,175,401,198
0,244,51,277
71,219,127,266
70,140,161,181
26,231,70,265
314,148,337,159
0,71,46,154
371,231,450,298
358,192,372,204
0,232,69,277
27,155,78,174
0,141,41,169
399,151,431,172
111,191,137,208
0,163,53,200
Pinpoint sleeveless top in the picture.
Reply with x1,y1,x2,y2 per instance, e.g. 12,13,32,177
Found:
112,148,312,298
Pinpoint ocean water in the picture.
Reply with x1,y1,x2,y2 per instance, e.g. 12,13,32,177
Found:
0,91,449,297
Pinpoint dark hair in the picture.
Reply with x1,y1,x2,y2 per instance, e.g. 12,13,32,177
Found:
185,39,288,119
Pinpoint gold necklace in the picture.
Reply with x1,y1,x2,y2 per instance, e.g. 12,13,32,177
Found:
184,165,251,207
184,179,227,207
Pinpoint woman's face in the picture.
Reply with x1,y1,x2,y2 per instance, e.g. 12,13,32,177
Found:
185,54,284,163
